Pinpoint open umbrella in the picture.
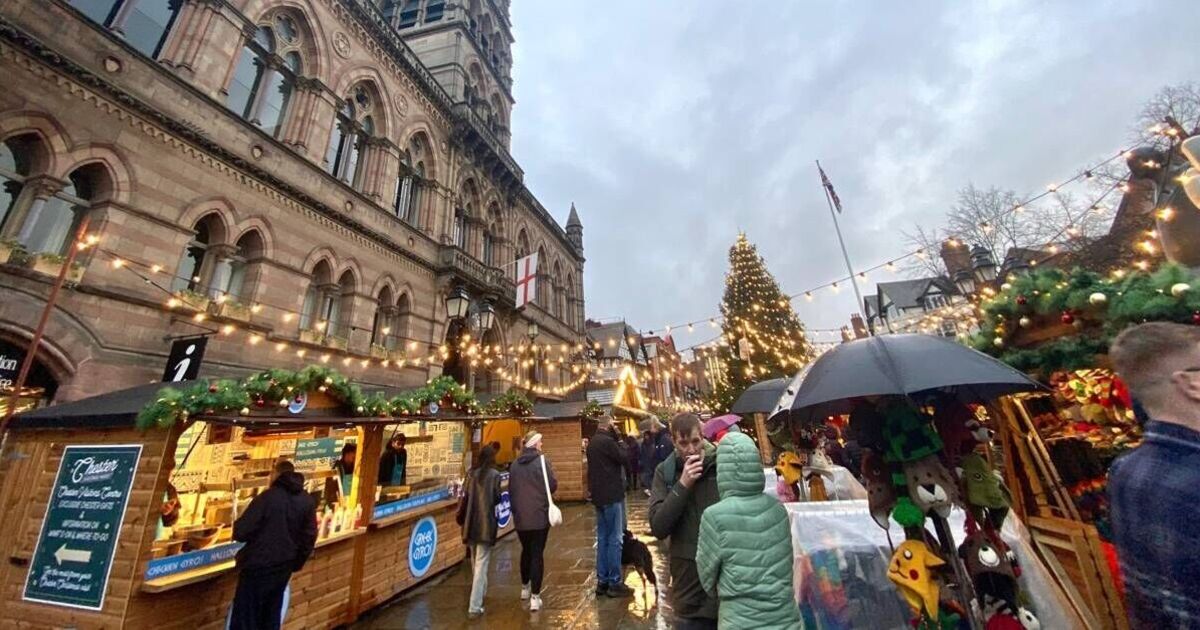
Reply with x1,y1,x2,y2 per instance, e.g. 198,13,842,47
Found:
782,333,1042,424
731,378,790,414
702,414,740,440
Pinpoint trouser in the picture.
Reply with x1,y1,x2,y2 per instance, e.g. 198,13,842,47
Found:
594,501,625,587
518,527,550,594
468,543,493,613
229,565,291,630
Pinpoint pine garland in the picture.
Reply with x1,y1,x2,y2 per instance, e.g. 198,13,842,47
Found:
135,369,480,430
483,390,534,417
972,263,1200,374
581,400,603,420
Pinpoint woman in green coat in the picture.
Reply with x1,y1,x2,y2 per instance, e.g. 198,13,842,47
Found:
697,432,802,630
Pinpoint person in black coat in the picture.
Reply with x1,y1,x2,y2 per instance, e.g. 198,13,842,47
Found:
587,416,633,597
378,434,408,486
230,460,317,630
458,445,502,616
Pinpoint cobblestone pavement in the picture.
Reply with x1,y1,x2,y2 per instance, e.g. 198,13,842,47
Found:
352,491,673,630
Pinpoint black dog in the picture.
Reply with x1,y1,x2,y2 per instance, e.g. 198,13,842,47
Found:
621,529,657,589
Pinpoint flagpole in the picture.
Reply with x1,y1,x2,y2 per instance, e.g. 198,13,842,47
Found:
816,161,867,325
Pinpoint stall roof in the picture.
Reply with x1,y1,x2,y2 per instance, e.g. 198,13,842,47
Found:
12,380,206,429
532,400,589,420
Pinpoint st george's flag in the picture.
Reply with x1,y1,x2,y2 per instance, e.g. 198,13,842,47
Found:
817,162,843,213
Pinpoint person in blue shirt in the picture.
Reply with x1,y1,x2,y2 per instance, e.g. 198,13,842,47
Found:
1109,322,1200,627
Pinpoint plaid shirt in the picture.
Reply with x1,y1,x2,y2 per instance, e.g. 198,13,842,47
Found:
1109,420,1200,627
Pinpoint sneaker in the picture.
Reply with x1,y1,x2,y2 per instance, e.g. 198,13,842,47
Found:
594,582,609,597
521,583,531,600
605,583,634,598
468,607,485,617
530,594,542,612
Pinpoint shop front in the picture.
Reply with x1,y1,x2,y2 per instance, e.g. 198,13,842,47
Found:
0,370,498,629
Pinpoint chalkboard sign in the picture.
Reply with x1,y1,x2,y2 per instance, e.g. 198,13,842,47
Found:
295,437,338,463
24,444,141,611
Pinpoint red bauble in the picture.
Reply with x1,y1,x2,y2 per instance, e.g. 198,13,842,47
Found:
1016,295,1028,306
1193,311,1200,325
1061,312,1075,325
254,397,265,408
208,385,218,393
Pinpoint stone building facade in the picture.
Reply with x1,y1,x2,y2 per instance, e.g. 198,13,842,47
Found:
0,0,586,406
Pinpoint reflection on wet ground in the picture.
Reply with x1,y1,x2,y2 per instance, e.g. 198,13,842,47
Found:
352,492,673,629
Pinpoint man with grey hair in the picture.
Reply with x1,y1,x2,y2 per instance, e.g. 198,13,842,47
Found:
1109,322,1200,626
587,415,633,597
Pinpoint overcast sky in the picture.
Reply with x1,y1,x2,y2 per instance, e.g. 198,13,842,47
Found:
506,0,1200,352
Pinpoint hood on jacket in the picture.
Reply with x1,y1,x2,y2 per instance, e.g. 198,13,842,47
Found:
274,471,305,494
715,432,765,500
516,447,541,465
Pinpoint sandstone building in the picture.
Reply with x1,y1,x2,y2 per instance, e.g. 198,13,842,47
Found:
0,0,587,407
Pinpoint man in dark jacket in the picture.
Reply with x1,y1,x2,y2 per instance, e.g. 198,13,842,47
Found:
230,460,317,630
587,415,633,597
508,431,558,611
649,413,720,629
377,433,407,486
640,418,673,491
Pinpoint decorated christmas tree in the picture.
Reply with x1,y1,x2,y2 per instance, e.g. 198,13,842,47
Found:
708,233,812,413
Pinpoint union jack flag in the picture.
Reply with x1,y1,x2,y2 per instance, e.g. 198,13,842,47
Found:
818,162,843,213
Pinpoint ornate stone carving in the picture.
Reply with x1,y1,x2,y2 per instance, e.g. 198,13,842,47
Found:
395,93,409,120
333,32,352,59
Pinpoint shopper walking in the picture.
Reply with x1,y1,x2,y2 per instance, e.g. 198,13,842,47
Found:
649,413,720,630
1109,322,1200,626
458,445,503,617
697,432,801,629
508,430,558,612
640,417,672,492
587,415,633,597
229,460,317,630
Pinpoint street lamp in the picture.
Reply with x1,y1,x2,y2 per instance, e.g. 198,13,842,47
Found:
445,286,471,320
477,300,496,333
527,321,539,341
970,245,998,284
953,268,976,297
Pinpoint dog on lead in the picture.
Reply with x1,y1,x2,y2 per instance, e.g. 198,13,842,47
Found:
621,529,657,592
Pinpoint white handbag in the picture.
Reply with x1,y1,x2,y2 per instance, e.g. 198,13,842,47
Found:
541,455,562,527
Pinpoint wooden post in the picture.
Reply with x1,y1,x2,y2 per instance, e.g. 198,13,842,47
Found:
349,423,383,619
753,412,772,465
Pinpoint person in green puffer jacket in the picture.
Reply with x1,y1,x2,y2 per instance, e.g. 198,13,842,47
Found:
697,432,802,630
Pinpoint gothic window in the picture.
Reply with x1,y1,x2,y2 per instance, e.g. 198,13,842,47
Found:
300,262,352,340
326,86,377,188
482,230,495,266
371,286,395,349
69,0,183,59
213,230,264,303
21,166,105,255
0,137,31,235
394,137,427,225
424,0,445,22
398,0,420,28
452,208,467,249
171,213,225,294
227,17,304,137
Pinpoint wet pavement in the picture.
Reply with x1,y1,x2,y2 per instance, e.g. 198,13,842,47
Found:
352,491,673,630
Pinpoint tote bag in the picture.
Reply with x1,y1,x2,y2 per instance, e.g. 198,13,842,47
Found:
540,455,562,527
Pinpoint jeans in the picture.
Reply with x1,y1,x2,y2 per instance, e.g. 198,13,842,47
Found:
518,528,550,594
468,543,492,613
594,501,625,587
229,565,291,630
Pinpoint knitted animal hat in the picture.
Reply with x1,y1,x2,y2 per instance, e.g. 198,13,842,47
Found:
903,455,960,518
888,540,946,622
961,453,1012,529
861,449,897,529
881,401,944,464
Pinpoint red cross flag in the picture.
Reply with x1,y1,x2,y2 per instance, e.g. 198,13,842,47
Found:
515,252,538,309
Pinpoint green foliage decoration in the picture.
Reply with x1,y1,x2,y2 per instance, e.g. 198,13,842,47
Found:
971,263,1200,374
581,400,603,419
483,390,534,417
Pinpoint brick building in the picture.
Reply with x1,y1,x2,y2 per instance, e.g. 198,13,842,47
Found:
0,0,586,408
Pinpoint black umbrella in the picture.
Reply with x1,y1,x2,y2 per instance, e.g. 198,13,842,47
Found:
730,378,790,414
782,334,1042,424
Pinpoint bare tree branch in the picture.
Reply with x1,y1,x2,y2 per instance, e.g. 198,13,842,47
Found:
900,224,947,278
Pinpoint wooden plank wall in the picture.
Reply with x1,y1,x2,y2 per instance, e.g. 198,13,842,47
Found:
528,419,584,501
356,506,465,613
0,427,170,630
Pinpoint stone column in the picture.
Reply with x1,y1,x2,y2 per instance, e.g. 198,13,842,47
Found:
13,176,66,251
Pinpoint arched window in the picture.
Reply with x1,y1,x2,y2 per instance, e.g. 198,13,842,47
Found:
218,230,265,303
0,137,32,235
395,292,411,351
566,272,578,330
552,261,564,320
370,286,394,350
326,86,376,188
69,0,183,59
227,16,304,137
536,246,548,306
513,229,530,281
300,263,353,342
393,134,428,225
452,208,467,249
20,165,107,255
482,230,495,266
171,213,225,294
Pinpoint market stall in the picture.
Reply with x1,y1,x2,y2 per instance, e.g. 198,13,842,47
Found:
0,369,497,629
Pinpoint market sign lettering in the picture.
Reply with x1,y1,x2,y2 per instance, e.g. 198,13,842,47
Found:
24,445,141,611
372,487,452,521
408,516,438,578
144,542,243,580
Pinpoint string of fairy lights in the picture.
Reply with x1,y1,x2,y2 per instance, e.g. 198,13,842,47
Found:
640,145,1138,342
92,246,597,396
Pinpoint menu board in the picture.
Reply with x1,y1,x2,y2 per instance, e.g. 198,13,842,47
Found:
23,445,141,611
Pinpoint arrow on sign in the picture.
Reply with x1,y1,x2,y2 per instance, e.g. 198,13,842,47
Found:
54,545,92,565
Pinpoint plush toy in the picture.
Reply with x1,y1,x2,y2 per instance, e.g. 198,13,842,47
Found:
804,449,835,501
861,450,897,529
881,401,944,464
775,451,806,486
959,530,1018,613
904,455,959,518
960,453,1012,529
933,401,991,467
888,540,946,621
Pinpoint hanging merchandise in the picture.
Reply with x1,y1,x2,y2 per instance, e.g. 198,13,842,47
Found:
886,540,947,625
960,454,1012,531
